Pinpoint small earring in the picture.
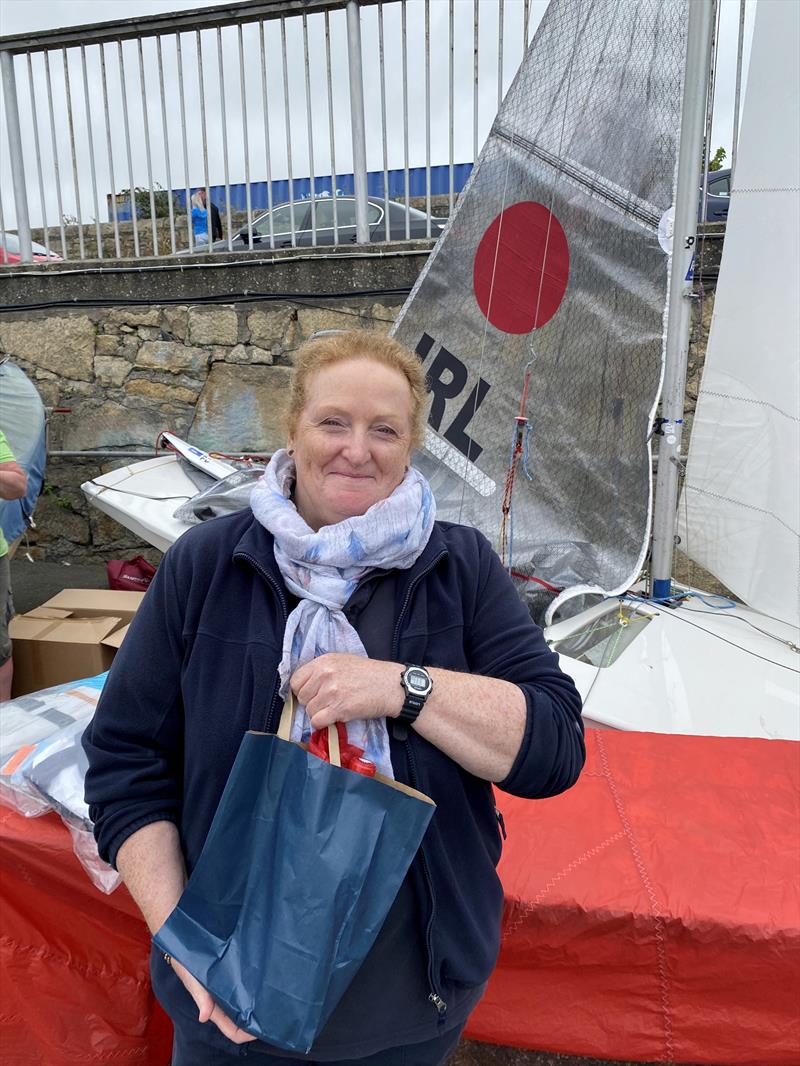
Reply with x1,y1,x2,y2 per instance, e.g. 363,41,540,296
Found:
288,448,295,456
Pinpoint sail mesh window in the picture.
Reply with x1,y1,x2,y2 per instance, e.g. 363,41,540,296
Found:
548,604,652,668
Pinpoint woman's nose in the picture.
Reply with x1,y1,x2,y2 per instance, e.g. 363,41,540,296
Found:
342,429,370,464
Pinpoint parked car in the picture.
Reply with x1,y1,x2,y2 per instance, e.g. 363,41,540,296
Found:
701,168,730,223
208,195,447,251
0,233,63,264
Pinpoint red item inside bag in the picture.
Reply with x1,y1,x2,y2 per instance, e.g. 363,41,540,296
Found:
309,722,377,777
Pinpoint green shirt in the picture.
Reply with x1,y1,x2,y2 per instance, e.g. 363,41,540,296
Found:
0,429,18,556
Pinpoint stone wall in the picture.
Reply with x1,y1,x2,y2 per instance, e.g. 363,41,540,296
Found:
0,297,403,563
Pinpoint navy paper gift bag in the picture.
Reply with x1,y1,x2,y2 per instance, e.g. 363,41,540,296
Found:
154,695,435,1053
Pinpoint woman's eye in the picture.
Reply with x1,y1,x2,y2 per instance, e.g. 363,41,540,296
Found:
375,425,397,436
321,418,345,427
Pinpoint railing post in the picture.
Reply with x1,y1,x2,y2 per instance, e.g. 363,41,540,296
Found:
0,49,33,263
346,0,369,244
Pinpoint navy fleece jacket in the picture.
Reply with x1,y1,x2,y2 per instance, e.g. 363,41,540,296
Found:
83,510,584,998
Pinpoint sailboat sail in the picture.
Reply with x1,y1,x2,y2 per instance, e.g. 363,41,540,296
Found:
678,0,800,630
392,0,688,613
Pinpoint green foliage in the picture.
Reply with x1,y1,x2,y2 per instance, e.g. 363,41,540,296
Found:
701,141,727,173
118,183,180,220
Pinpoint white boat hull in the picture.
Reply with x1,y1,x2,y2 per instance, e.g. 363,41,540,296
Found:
546,594,799,740
82,455,199,554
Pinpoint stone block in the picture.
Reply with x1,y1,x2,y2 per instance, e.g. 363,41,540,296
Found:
369,303,402,333
296,307,360,339
106,307,161,327
33,494,91,546
248,346,273,365
0,315,95,381
60,398,171,452
95,334,120,357
225,344,274,365
136,340,210,376
191,364,292,453
125,379,199,404
162,305,190,341
247,307,295,350
94,356,131,387
188,306,239,346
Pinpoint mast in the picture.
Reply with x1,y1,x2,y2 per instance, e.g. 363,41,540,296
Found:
649,0,716,600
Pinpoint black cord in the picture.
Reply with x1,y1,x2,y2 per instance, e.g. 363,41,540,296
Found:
0,288,412,315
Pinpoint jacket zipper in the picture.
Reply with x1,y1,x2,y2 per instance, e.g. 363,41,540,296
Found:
392,549,448,1021
236,551,288,732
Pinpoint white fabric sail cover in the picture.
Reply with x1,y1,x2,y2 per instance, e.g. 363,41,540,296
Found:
679,0,800,628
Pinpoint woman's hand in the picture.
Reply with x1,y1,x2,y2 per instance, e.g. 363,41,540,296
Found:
291,653,401,729
292,654,529,782
170,957,256,1045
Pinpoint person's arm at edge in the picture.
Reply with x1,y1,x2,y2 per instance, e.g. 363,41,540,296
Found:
0,459,27,500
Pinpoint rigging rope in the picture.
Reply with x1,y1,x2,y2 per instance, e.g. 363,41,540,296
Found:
499,361,533,568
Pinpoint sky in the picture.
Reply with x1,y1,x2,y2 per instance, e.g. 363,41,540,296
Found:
0,0,755,231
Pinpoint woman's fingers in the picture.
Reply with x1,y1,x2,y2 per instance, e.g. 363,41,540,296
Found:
290,654,399,726
209,1005,257,1044
172,958,256,1043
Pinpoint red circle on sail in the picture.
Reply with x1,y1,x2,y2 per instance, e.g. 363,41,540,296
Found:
473,201,569,333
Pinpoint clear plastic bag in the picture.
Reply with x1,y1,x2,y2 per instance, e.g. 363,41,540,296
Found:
0,674,121,893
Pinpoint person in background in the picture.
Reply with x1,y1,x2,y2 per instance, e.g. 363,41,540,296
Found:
190,192,209,246
198,188,223,242
83,330,585,1066
0,429,28,702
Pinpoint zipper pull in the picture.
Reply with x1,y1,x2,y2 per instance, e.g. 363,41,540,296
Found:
428,992,447,1016
495,807,507,840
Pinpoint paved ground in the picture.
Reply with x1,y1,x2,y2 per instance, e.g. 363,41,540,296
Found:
9,557,108,615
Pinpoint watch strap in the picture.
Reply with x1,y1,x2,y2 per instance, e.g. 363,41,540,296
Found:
398,664,432,724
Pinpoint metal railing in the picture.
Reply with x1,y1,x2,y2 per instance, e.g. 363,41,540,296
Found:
0,0,539,264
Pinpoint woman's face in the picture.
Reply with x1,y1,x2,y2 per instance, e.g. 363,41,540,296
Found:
288,357,415,530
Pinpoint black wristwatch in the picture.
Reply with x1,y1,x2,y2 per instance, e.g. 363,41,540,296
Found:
398,664,433,724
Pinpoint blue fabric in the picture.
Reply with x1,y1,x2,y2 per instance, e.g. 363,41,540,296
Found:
192,205,209,240
83,509,584,1002
0,422,45,549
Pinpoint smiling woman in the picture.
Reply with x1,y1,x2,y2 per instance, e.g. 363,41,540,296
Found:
82,329,585,1066
286,333,427,531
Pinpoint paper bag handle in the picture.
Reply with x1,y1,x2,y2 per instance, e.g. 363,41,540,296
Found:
278,692,341,768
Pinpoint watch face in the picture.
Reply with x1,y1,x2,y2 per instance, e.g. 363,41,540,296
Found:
406,668,430,694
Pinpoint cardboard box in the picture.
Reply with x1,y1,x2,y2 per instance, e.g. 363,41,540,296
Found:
41,589,144,623
8,589,144,698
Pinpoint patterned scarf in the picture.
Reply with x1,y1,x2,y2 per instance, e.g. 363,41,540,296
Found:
250,448,436,778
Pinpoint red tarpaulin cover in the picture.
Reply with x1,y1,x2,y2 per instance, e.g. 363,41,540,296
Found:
1,730,798,1065
467,730,800,1065
0,807,172,1066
